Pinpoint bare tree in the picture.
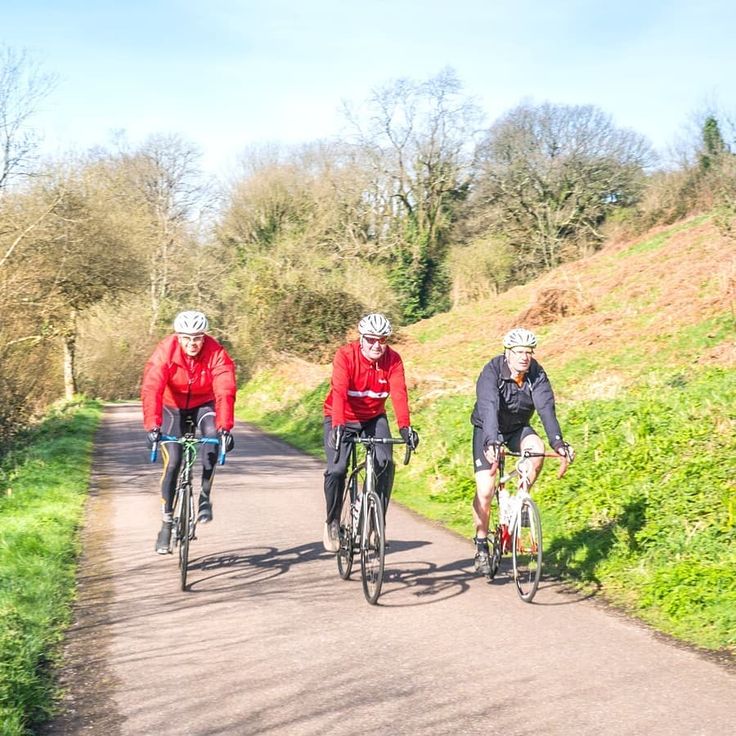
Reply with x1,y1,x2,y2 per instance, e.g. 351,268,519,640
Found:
103,134,209,333
472,102,653,279
0,46,56,193
343,67,483,322
0,160,146,401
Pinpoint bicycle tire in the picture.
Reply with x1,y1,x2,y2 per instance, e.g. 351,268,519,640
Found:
178,481,192,591
512,497,543,602
360,489,385,604
336,492,353,580
488,493,503,581
338,461,365,579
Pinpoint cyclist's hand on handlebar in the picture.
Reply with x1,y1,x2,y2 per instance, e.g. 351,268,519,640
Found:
146,427,161,448
484,441,503,465
557,441,575,462
399,426,419,450
330,424,345,450
555,442,574,477
218,429,235,453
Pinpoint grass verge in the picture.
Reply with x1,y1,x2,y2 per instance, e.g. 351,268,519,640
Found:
0,398,101,736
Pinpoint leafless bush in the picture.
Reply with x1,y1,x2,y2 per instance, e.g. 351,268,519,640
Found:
448,236,514,305
76,297,158,400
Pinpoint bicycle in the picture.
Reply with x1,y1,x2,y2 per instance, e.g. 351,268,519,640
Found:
335,436,413,605
484,448,563,603
150,431,225,591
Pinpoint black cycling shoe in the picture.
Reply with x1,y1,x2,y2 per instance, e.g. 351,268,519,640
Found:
474,549,491,575
155,522,173,554
473,536,491,575
197,497,213,523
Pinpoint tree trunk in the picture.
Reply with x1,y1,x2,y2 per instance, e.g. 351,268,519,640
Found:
63,309,78,400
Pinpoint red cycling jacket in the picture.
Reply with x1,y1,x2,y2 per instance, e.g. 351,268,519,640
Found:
141,334,236,431
323,341,411,428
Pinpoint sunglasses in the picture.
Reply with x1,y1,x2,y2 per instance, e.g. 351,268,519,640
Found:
178,334,205,343
362,335,388,345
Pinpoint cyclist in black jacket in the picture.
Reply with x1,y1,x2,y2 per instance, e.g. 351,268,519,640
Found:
470,327,574,575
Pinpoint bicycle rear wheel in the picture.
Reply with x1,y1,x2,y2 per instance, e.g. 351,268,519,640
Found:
360,489,385,604
178,482,192,591
512,497,542,602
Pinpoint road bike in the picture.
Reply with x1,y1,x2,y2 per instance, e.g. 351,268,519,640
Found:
336,436,413,605
484,449,563,603
150,431,225,591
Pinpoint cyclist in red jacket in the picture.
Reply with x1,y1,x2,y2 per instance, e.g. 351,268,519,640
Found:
322,313,419,552
141,310,236,554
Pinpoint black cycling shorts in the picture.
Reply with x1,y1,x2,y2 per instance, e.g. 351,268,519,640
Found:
472,424,538,473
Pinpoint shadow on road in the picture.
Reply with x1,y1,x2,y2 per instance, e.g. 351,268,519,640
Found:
178,537,599,608
187,541,325,592
383,553,601,608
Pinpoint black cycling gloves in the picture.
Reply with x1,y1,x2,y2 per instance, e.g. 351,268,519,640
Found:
399,426,420,450
219,429,235,453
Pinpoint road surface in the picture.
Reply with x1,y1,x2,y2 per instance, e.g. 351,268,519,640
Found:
47,403,735,735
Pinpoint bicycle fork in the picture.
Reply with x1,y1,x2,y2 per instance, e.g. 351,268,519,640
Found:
510,490,538,553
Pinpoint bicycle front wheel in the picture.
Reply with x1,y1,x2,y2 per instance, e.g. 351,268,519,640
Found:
488,492,503,581
337,488,355,581
360,489,385,604
512,497,543,602
178,482,192,591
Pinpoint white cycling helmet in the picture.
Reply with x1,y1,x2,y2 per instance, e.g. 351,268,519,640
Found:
358,313,392,337
503,327,537,349
173,310,209,335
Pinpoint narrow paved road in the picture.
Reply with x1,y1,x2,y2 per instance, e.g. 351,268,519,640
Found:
48,403,735,735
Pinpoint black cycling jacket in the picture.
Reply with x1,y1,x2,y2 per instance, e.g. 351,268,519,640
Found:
470,354,564,451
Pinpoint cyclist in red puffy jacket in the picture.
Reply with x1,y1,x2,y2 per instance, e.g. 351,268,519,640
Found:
321,313,419,553
141,310,236,554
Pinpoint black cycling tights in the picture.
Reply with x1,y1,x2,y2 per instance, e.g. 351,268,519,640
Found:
323,414,395,524
159,402,218,514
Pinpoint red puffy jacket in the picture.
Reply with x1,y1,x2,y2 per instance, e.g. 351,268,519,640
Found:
323,341,410,428
141,334,236,431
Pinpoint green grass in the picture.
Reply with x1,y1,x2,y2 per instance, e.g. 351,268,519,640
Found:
0,399,101,736
237,375,328,453
543,369,735,642
618,213,711,257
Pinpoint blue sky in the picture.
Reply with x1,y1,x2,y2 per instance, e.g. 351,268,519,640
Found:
4,0,735,178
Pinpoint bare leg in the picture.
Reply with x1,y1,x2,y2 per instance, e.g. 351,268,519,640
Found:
472,468,496,537
520,434,545,490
